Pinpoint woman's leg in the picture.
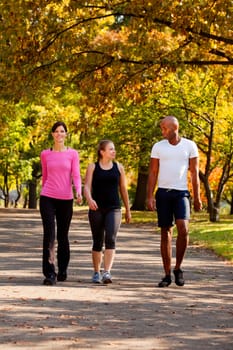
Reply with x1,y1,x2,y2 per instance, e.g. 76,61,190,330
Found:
40,196,56,279
56,199,73,278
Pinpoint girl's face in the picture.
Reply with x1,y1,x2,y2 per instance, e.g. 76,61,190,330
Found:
52,125,67,143
101,142,116,160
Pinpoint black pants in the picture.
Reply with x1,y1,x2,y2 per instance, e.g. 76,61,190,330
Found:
40,196,73,277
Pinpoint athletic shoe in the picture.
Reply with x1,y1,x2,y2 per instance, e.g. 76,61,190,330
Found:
92,272,101,284
57,271,67,282
102,271,112,284
43,273,56,286
173,269,185,286
158,275,172,287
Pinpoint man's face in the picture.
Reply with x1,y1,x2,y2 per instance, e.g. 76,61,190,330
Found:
160,121,174,140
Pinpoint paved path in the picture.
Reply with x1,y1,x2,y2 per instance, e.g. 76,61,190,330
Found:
0,208,232,350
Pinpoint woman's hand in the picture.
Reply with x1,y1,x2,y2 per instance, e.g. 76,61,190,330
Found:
76,194,83,205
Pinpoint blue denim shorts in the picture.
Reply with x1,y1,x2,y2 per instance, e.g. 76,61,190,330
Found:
155,188,190,227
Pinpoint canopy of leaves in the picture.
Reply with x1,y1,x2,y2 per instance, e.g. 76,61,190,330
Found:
0,0,233,216
1,0,233,104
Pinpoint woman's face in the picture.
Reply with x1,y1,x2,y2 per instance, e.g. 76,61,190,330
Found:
52,125,67,143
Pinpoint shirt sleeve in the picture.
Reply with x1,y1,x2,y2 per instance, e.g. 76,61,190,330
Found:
71,150,82,196
189,140,199,158
151,143,160,158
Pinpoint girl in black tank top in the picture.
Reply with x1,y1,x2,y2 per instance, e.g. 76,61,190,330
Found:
84,140,131,284
92,162,121,209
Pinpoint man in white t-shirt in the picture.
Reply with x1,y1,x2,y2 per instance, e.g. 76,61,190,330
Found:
147,116,202,287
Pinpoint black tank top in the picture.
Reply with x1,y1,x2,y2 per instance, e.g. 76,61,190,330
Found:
92,162,121,209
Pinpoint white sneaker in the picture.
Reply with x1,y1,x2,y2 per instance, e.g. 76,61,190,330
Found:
102,271,112,284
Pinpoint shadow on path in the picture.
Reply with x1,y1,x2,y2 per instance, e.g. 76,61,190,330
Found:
0,208,232,350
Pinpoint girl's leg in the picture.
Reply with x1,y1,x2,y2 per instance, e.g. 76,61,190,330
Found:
92,251,102,273
103,209,121,273
103,249,115,273
88,209,105,274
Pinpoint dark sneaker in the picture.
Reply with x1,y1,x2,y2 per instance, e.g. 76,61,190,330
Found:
102,271,112,284
173,269,185,286
158,275,172,287
43,274,56,286
57,272,67,282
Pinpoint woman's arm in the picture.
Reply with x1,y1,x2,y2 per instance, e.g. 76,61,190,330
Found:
40,151,47,188
72,150,82,203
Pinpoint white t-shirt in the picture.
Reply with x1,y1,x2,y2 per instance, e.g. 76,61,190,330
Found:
150,137,199,190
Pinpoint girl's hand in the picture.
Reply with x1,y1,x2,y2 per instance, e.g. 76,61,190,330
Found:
88,199,98,210
125,210,131,224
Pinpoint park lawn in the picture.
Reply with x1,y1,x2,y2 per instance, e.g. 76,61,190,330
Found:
130,211,233,263
189,214,233,263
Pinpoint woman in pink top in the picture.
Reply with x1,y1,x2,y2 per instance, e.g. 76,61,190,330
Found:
40,121,82,285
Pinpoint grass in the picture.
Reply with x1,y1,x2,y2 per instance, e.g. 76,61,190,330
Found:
130,210,233,263
189,213,233,263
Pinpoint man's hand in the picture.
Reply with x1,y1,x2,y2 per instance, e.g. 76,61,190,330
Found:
147,197,156,211
193,198,202,212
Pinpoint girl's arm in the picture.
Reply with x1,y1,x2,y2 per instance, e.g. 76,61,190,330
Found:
84,163,98,210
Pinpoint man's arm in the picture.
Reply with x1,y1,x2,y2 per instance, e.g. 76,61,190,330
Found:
147,158,159,211
189,157,202,212
118,163,131,224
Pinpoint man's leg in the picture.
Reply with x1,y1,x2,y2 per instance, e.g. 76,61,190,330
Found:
160,226,173,276
173,191,190,286
175,219,189,270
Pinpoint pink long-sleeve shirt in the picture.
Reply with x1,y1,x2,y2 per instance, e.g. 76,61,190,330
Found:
40,148,82,200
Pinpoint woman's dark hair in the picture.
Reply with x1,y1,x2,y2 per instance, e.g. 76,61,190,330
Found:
51,121,68,133
97,140,113,160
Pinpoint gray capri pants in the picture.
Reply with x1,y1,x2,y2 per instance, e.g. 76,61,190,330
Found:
88,208,122,251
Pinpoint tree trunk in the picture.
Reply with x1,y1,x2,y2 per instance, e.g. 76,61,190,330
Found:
131,167,148,211
4,195,9,208
28,179,37,209
199,172,220,222
230,194,233,215
209,204,220,222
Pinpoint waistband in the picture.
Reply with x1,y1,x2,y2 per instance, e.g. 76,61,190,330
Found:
158,188,187,192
